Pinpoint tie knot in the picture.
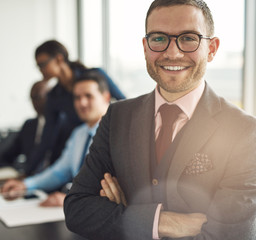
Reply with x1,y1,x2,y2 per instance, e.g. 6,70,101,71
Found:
158,104,181,126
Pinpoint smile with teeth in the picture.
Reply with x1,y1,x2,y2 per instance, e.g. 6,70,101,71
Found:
163,66,186,71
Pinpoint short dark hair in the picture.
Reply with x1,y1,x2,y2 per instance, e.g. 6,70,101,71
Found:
146,0,214,36
35,40,69,62
73,69,109,94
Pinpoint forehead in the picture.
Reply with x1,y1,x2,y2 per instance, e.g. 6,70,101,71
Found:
36,53,51,61
73,80,99,95
147,5,207,35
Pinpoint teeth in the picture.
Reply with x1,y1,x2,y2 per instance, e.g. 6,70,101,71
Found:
163,66,185,71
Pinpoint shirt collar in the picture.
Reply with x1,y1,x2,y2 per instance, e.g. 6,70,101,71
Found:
84,122,99,136
155,80,205,119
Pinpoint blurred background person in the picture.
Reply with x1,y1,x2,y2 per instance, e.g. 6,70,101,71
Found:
0,80,50,176
26,40,125,175
1,69,110,206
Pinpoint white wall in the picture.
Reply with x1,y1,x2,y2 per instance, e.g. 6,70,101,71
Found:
0,0,78,130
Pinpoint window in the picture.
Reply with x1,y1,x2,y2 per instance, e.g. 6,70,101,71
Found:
79,0,103,67
80,0,245,105
108,0,154,97
205,1,245,107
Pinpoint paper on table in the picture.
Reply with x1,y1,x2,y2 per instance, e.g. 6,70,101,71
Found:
0,190,65,227
0,167,20,180
0,205,65,227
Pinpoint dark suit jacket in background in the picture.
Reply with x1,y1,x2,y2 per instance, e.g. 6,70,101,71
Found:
0,118,39,174
64,83,256,240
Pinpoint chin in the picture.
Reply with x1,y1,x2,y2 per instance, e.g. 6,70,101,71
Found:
160,77,199,93
158,81,183,93
81,117,89,123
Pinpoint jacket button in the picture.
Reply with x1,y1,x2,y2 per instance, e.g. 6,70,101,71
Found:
152,179,158,186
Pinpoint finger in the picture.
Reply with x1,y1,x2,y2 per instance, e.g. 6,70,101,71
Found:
40,195,57,207
113,177,127,206
4,190,22,201
1,180,14,192
101,179,115,202
1,183,25,200
53,192,65,206
2,180,25,193
104,173,121,204
100,189,106,197
40,199,50,206
112,177,122,192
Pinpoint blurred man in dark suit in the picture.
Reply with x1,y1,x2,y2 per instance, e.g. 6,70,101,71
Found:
0,80,50,176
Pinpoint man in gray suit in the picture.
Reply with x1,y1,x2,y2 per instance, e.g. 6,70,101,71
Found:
64,0,256,239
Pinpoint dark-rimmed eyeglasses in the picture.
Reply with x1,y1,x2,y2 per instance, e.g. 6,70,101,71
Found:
145,32,211,53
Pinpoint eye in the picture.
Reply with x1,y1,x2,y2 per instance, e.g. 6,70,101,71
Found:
73,96,80,101
85,94,93,99
179,34,198,42
149,34,168,43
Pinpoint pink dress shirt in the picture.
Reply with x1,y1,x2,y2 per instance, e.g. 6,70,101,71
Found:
152,81,205,239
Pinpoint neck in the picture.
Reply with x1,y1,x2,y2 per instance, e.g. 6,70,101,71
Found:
159,81,202,102
86,105,109,128
59,63,73,92
86,120,99,128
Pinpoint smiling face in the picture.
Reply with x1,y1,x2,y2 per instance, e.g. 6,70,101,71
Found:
143,5,219,101
73,80,110,127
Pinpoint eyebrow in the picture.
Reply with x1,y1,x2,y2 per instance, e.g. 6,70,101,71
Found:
146,30,203,35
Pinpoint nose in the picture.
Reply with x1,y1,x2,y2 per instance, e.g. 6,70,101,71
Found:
163,38,184,59
80,97,88,107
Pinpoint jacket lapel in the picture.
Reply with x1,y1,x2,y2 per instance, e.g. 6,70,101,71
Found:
166,84,221,210
129,92,155,202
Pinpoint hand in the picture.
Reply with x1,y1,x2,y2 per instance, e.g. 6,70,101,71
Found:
40,191,65,207
100,173,127,206
1,179,26,200
158,211,207,238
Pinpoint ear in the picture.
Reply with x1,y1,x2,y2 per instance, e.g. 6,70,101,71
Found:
207,37,220,62
142,37,147,58
103,91,111,103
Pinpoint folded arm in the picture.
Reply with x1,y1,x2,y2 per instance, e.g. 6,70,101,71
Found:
64,104,256,240
100,173,207,239
64,106,158,240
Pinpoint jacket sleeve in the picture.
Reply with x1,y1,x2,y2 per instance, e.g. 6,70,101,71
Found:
194,116,256,240
1,120,29,166
24,130,76,192
64,105,157,240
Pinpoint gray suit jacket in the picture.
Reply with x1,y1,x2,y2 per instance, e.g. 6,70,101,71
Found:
64,83,256,240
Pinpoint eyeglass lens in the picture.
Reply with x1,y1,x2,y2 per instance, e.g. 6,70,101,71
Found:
147,33,201,52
